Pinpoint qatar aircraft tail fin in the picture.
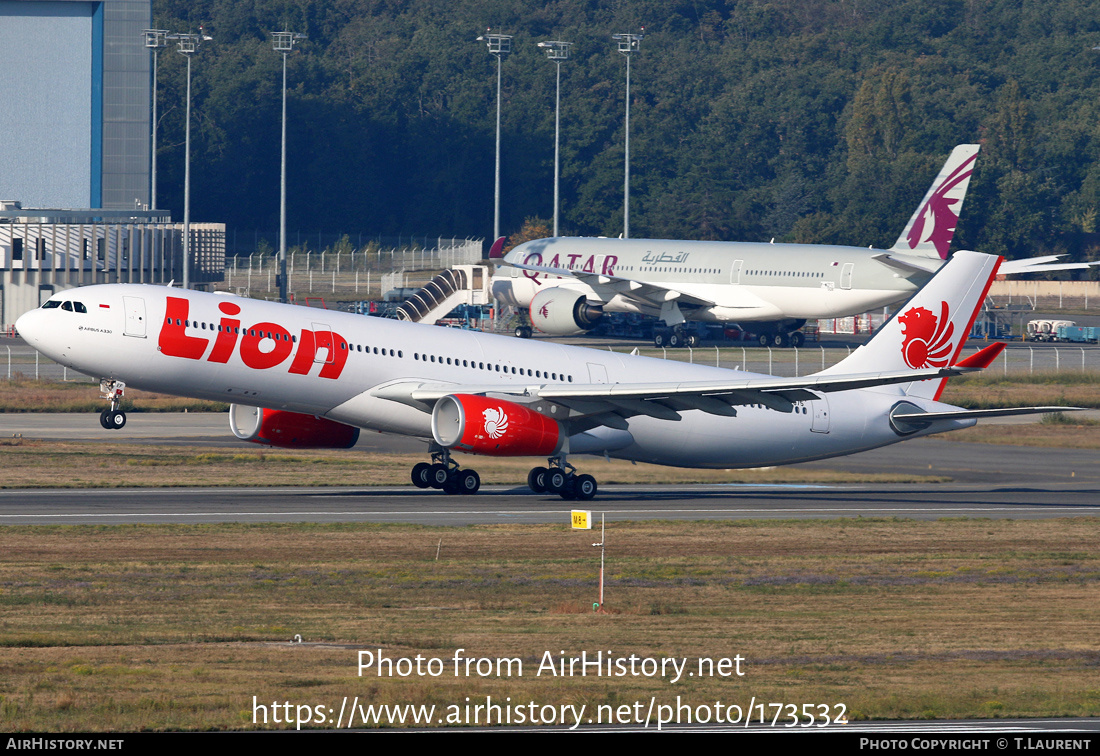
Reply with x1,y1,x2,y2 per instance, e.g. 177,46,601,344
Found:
823,250,1001,400
891,144,979,260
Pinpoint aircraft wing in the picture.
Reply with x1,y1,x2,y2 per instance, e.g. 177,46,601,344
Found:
373,361,989,426
507,260,722,309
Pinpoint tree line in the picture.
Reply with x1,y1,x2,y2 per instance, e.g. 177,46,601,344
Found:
151,0,1100,272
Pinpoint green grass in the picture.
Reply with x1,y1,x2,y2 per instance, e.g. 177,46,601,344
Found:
1,519,1099,730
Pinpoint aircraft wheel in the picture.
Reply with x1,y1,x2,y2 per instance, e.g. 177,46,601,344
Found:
653,332,666,347
789,331,805,348
758,333,770,347
574,474,597,501
515,326,532,339
527,466,548,493
558,478,578,500
99,409,111,429
546,469,569,493
411,462,432,488
773,333,787,348
429,463,449,489
457,469,481,495
686,333,699,348
668,332,682,348
442,475,460,495
106,410,126,429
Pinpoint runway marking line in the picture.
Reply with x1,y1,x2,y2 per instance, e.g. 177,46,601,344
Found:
2,506,1098,520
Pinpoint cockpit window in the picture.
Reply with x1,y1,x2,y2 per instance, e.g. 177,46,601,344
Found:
44,300,87,313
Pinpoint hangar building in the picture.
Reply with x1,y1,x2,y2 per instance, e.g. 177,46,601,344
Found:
0,0,224,327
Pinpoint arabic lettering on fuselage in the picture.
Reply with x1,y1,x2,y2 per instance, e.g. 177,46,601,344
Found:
640,251,690,265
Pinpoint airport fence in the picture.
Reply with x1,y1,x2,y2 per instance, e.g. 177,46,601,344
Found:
7,341,1100,385
218,237,483,302
610,343,1100,377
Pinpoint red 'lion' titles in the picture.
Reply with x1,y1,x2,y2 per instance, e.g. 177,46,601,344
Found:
158,296,348,379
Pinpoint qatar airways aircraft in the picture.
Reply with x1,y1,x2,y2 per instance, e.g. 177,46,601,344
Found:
15,251,1066,501
493,144,1089,347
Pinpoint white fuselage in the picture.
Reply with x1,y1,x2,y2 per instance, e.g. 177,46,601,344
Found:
16,284,967,469
492,237,935,324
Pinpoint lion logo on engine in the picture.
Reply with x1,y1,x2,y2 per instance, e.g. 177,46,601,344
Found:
483,407,509,439
898,302,955,369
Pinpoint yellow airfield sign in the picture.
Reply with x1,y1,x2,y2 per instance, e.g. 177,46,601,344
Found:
571,510,592,530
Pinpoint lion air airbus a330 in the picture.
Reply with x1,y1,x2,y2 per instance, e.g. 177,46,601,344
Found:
16,251,1066,500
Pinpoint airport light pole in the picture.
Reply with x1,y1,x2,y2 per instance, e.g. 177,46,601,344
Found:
143,30,169,210
168,30,211,290
478,31,512,242
612,31,644,239
272,31,306,305
538,40,571,237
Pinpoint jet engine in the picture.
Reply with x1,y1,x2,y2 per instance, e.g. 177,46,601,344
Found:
431,394,563,456
229,404,360,449
529,288,604,335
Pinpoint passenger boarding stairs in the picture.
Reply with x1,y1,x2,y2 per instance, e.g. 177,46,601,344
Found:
395,264,491,324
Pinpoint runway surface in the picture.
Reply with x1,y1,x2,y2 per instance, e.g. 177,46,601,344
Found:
0,413,1097,525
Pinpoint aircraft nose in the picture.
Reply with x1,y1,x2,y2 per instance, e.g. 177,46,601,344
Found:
15,308,43,346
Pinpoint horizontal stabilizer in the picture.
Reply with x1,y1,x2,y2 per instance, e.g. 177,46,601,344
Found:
891,405,1082,428
954,342,1005,369
999,255,1099,275
872,253,939,276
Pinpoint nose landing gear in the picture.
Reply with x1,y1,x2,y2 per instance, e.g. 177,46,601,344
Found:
99,380,127,429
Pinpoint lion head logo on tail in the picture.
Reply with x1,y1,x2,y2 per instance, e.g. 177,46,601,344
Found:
898,301,955,369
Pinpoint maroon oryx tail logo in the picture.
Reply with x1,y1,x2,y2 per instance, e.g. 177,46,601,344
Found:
898,302,955,369
906,153,976,259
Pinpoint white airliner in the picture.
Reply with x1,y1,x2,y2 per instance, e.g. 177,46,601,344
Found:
15,251,1067,501
492,144,1090,347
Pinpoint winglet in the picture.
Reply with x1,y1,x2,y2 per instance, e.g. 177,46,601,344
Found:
954,342,1006,369
488,236,507,259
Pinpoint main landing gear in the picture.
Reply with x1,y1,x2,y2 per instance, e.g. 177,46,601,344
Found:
99,379,127,429
653,326,699,349
408,450,598,500
410,447,481,495
526,456,597,501
756,330,805,348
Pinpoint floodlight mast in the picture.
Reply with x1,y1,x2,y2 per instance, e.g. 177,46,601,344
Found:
478,31,512,242
167,30,211,290
612,31,644,239
272,31,306,305
143,30,169,211
538,41,571,237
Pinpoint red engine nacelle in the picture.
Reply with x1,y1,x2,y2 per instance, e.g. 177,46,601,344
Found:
229,404,360,449
431,395,562,457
